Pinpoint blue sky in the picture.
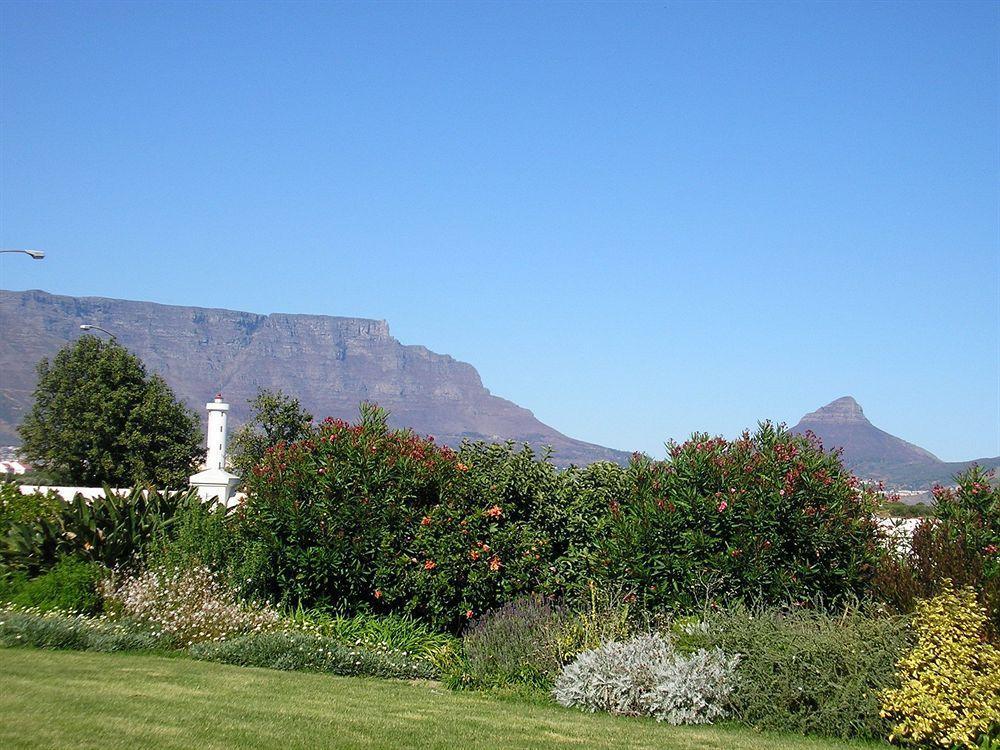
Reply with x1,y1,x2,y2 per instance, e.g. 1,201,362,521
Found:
1,1,997,461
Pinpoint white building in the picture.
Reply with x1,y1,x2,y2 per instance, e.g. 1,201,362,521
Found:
189,394,241,506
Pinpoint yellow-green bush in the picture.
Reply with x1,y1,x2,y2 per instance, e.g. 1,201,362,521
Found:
881,583,1000,748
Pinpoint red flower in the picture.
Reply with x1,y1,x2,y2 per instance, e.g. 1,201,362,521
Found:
717,500,728,512
423,560,437,570
484,505,503,519
465,610,474,619
420,516,432,526
986,545,998,555
374,589,382,599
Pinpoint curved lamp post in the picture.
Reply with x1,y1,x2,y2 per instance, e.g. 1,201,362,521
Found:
0,249,45,259
79,324,117,342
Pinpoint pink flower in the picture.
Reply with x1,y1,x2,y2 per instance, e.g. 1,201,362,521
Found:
717,500,728,512
986,545,998,555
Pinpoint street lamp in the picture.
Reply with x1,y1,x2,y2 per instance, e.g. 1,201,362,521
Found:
79,324,117,342
0,249,45,259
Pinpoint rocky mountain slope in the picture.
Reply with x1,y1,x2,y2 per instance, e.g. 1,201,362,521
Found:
0,289,630,466
790,396,999,489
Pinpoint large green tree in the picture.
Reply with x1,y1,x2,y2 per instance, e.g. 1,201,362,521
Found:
229,388,313,480
17,336,205,487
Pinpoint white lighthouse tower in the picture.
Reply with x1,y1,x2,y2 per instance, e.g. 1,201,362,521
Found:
189,394,241,506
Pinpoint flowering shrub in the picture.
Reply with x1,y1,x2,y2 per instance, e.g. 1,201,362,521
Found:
875,467,1000,638
104,564,280,646
233,408,884,630
934,466,999,575
881,584,1000,749
600,423,883,611
552,633,737,724
240,403,461,621
239,405,623,630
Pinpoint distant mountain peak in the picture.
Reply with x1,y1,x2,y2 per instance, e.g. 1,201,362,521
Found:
791,396,1000,489
798,396,870,426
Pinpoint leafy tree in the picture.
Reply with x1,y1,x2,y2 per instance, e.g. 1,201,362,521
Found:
229,388,313,479
17,336,204,487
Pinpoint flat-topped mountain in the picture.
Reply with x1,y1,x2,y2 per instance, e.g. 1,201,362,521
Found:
0,289,630,466
791,396,999,489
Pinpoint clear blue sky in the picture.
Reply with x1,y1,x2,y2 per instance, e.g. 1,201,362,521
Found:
1,1,997,461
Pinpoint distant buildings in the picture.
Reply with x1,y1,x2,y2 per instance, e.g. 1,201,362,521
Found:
1,445,29,476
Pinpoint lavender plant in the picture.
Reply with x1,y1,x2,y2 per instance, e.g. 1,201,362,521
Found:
449,595,571,689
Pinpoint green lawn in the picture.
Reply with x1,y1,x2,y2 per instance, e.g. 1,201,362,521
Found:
0,648,882,750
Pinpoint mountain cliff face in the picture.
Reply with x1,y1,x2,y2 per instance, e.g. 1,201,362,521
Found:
791,396,999,489
0,289,630,466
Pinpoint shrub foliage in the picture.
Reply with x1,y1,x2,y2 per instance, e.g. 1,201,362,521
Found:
232,407,883,630
601,425,883,612
881,584,1000,749
553,633,738,725
681,603,911,739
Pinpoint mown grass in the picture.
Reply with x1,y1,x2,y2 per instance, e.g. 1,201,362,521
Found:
0,648,884,750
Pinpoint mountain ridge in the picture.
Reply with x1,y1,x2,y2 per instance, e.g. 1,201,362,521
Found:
0,289,631,466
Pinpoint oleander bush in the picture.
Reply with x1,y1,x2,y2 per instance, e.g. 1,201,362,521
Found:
598,424,884,613
679,602,911,739
239,403,463,623
881,584,1000,750
552,632,738,724
237,405,617,631
3,557,106,614
230,407,885,631
103,563,280,646
874,467,999,639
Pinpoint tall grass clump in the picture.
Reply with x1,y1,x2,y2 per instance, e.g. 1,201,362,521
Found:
680,602,911,739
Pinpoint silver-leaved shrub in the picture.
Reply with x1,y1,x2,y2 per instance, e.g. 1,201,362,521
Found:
552,633,738,724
